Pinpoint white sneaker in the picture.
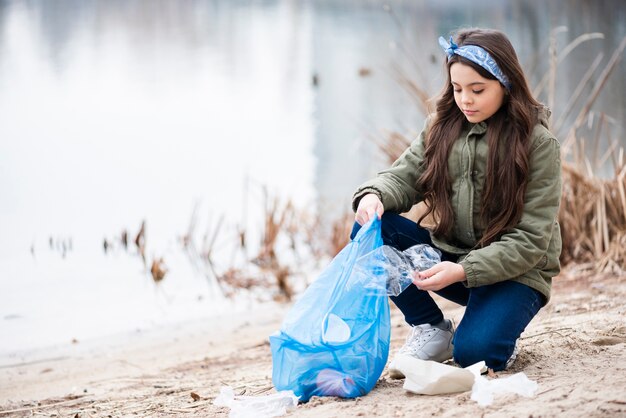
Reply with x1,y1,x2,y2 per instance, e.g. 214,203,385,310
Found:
388,319,455,379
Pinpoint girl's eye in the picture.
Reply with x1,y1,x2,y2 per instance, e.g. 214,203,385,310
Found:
472,90,484,94
453,89,461,93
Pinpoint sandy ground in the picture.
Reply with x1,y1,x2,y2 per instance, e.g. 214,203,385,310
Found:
1,270,625,417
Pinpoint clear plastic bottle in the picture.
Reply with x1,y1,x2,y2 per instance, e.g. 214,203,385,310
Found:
355,244,441,296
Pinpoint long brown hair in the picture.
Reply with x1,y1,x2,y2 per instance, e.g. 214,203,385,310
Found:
418,28,542,247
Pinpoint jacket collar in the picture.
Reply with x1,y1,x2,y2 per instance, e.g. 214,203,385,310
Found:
468,121,488,136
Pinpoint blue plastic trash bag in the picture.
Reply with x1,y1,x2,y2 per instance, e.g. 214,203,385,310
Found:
269,217,391,402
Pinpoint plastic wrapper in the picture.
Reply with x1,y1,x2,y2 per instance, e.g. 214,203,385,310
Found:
354,244,442,296
213,386,298,418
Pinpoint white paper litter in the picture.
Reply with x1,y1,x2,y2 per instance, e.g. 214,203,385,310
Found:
471,372,538,406
213,386,299,418
393,354,539,406
392,354,486,395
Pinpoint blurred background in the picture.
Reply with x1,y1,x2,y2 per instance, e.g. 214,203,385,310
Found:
0,0,624,361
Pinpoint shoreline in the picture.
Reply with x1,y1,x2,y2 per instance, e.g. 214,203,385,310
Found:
1,272,625,417
0,303,287,404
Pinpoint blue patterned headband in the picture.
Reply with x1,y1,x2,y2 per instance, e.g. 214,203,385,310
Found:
438,36,511,90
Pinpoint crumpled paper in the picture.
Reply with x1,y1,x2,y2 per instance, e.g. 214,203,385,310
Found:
213,386,299,418
392,354,539,406
392,354,486,395
471,372,538,406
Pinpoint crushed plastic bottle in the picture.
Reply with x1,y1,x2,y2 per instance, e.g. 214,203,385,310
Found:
213,386,299,418
354,244,441,296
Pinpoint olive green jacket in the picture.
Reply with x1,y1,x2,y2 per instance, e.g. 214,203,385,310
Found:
352,111,562,302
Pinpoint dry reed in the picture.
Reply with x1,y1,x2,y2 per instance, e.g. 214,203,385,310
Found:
176,188,326,300
150,257,168,283
180,203,226,296
328,212,355,257
250,188,296,301
559,152,626,273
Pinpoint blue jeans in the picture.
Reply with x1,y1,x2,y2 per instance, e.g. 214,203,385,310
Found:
350,213,544,371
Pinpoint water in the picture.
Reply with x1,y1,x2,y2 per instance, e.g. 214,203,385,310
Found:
0,0,624,357
0,0,317,360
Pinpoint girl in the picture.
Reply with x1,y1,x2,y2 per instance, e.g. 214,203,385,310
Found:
351,28,561,374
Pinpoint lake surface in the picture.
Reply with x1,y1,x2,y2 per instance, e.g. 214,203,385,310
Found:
0,0,624,357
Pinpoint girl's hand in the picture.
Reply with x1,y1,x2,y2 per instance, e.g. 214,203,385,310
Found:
413,261,466,291
355,194,384,225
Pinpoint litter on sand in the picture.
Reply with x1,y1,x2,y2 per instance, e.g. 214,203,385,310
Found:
391,354,486,395
471,372,539,406
213,386,298,418
391,354,539,406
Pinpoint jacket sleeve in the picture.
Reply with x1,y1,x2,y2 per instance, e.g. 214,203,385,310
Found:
352,120,430,213
460,133,562,287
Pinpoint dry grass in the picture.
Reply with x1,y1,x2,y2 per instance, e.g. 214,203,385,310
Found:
559,154,626,273
328,212,355,257
250,188,296,301
530,30,626,273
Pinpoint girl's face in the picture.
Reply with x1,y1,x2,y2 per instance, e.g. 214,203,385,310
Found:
450,62,506,124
